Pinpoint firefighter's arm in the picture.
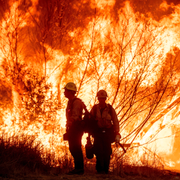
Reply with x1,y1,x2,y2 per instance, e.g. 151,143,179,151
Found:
111,107,121,142
68,99,83,126
89,105,96,119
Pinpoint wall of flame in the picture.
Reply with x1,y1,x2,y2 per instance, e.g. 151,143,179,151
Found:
0,0,180,171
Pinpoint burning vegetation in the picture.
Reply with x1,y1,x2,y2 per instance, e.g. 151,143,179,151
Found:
0,0,180,177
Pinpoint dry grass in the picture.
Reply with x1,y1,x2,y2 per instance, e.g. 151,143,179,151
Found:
0,134,179,180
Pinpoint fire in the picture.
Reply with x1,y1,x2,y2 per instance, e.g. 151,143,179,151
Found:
0,0,180,171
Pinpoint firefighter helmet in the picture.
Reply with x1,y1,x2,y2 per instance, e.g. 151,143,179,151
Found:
97,90,108,98
64,82,77,92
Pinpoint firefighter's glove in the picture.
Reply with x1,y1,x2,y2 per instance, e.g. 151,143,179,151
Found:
115,134,121,143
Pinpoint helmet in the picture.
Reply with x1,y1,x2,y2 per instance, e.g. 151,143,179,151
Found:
64,82,77,92
97,90,108,98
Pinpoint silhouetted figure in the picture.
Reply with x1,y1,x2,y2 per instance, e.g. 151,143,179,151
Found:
90,90,121,174
64,82,84,175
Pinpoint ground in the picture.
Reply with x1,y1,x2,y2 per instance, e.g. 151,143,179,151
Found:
46,173,180,180
1,172,180,180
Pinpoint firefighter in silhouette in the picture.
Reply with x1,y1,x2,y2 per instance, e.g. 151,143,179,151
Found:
90,90,121,174
63,82,84,175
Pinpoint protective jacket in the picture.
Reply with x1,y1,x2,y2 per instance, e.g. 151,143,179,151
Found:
90,103,119,134
66,97,84,129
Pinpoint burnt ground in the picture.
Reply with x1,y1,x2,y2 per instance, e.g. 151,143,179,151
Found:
1,171,180,180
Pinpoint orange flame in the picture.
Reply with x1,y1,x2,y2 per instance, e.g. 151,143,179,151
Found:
0,0,180,171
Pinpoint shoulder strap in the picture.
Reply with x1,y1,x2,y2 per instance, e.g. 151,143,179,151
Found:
81,100,88,113
92,104,112,119
72,97,88,113
93,104,112,115
108,104,113,116
92,104,98,116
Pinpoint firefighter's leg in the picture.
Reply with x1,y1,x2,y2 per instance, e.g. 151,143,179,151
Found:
68,130,84,170
104,154,110,173
94,133,104,173
103,133,112,173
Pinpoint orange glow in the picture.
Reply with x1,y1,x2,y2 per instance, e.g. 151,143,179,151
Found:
0,0,180,171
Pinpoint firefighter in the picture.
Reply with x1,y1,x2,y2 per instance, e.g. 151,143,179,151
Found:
64,82,84,175
90,90,121,174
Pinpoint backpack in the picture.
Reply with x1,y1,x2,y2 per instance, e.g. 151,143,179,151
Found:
69,98,115,141
68,97,94,133
63,97,91,141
